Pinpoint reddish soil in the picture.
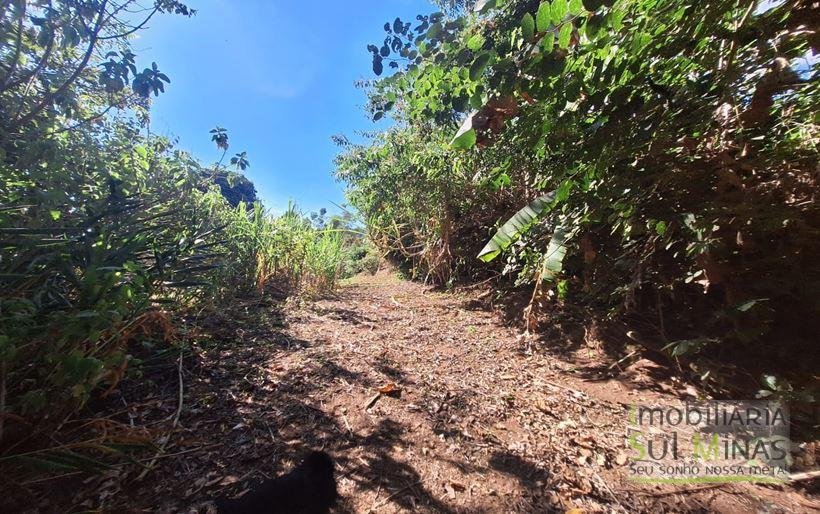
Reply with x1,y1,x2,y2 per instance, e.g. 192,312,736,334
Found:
11,270,819,513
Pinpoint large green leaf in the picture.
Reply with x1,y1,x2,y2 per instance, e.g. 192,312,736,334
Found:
541,222,570,282
477,192,555,262
451,111,478,149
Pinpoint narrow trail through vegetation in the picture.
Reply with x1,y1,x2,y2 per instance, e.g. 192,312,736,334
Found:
3,1,818,511
48,270,813,513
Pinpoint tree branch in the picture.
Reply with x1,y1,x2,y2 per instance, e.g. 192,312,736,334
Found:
7,0,110,132
44,104,116,136
98,5,160,40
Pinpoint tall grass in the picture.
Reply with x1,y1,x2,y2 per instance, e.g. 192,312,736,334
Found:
216,201,346,296
0,131,345,474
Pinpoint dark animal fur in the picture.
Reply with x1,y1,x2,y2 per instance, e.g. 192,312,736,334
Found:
215,451,337,514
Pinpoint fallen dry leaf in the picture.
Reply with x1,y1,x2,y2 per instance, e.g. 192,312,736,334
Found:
378,382,401,395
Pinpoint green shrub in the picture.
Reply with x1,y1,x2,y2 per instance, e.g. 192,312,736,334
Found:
337,0,820,371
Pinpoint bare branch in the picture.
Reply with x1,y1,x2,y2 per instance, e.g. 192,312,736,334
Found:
99,5,160,40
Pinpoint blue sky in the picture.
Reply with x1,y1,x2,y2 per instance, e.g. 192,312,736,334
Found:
133,0,434,215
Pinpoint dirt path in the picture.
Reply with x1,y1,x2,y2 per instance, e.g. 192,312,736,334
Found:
34,271,817,513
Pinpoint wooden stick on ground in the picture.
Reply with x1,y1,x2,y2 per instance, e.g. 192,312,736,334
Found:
364,392,381,410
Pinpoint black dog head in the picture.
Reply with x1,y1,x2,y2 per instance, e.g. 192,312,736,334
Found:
215,451,337,514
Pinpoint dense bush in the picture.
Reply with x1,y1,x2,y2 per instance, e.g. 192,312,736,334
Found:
336,0,819,384
0,122,347,424
0,0,345,469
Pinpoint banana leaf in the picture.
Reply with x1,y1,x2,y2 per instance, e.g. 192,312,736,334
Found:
541,222,570,282
477,191,555,262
